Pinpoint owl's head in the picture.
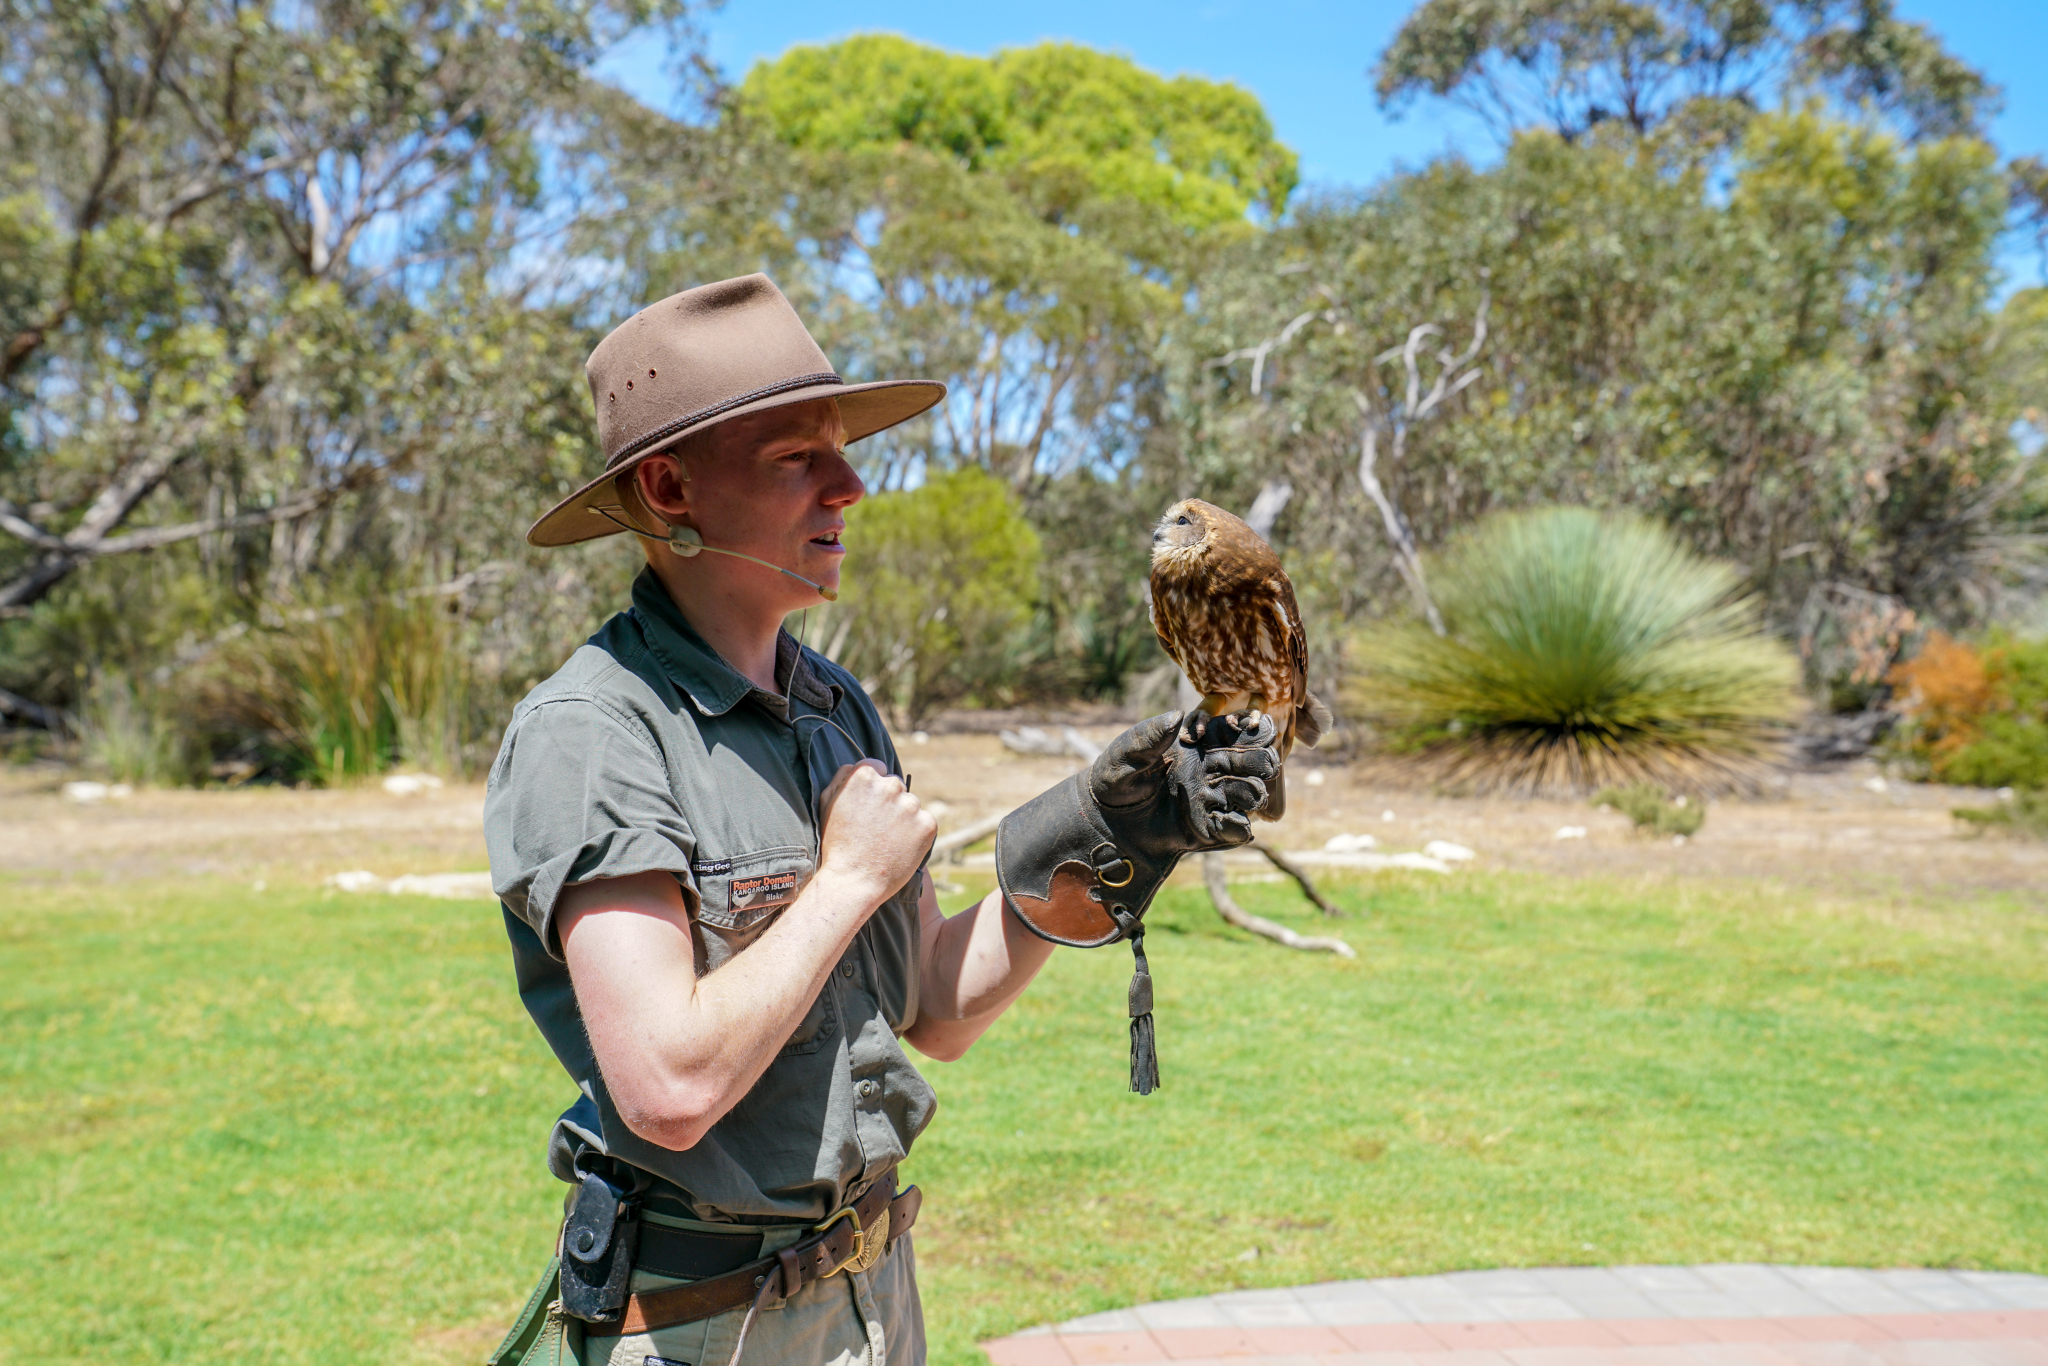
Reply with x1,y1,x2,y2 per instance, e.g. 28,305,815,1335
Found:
1151,498,1224,567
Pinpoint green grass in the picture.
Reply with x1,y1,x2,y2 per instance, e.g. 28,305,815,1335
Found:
3,870,2045,1366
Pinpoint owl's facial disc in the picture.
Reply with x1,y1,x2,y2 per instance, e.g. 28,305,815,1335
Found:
1151,503,1208,562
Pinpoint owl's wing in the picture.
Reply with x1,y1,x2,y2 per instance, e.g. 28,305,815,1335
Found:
1275,571,1329,748
1276,572,1309,703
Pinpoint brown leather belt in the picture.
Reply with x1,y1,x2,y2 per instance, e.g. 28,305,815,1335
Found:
601,1176,922,1338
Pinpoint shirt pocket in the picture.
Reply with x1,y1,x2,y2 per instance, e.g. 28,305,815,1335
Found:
691,846,814,933
689,846,837,1057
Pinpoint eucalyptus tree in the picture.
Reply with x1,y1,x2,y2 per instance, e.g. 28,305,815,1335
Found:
1374,0,1996,145
729,35,1298,495
0,0,707,715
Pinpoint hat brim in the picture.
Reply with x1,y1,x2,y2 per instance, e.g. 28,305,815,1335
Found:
527,377,947,548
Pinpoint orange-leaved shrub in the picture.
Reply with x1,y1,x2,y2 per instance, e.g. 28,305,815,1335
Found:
1887,632,2048,788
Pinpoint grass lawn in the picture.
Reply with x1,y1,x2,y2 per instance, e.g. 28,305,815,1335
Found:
2,868,2044,1365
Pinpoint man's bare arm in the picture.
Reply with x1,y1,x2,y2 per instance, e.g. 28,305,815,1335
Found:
903,876,1056,1062
560,761,934,1151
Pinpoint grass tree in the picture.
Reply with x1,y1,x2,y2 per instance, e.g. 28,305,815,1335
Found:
1353,507,1802,794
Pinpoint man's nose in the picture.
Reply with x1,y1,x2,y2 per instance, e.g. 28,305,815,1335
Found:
820,450,865,506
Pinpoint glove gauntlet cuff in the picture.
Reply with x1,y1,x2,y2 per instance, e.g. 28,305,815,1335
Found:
995,773,1174,948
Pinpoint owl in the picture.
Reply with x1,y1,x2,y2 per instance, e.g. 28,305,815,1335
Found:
1149,498,1331,820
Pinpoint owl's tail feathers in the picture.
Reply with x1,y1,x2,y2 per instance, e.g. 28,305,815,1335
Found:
1297,693,1333,749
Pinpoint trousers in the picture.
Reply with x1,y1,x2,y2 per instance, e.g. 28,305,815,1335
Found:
581,1232,926,1366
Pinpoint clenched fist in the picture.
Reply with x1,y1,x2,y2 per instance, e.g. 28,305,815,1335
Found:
815,759,936,907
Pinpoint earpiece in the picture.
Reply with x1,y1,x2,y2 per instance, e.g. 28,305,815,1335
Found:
667,525,705,557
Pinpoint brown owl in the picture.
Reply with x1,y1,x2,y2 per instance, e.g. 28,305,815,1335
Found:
1149,498,1331,820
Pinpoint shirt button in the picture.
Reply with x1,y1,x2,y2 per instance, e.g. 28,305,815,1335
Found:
840,962,855,978
857,1079,877,1100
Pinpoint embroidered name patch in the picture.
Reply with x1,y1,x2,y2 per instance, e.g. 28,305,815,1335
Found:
729,870,801,911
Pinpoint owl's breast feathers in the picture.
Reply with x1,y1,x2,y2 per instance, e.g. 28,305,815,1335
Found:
1151,552,1302,706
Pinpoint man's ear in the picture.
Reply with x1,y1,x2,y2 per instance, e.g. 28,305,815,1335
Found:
634,456,691,523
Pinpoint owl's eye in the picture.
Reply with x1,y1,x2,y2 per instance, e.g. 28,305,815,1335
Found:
1176,515,1190,525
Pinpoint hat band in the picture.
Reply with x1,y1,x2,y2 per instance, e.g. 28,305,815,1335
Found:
608,370,843,469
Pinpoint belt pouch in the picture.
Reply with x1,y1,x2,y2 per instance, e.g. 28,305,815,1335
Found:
560,1169,641,1323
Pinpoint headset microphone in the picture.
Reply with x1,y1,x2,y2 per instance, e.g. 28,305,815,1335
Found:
587,506,838,601
663,525,839,602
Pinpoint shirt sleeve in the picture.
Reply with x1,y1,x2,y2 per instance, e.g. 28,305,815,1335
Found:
484,696,697,960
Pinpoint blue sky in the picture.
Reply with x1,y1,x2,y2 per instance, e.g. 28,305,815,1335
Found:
598,0,2048,288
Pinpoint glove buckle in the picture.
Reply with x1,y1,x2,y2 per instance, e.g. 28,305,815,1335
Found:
1092,843,1136,888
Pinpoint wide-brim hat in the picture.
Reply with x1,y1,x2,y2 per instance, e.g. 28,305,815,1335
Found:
528,273,946,547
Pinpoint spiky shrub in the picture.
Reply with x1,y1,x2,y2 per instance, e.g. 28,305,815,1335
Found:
210,586,475,783
1353,508,1801,794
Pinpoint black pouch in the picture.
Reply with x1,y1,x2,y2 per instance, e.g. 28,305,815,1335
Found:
559,1167,641,1323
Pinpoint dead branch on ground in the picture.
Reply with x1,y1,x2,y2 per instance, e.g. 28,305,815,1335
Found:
1201,852,1355,957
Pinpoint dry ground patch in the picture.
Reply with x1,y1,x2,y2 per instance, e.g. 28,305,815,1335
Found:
4,733,2040,903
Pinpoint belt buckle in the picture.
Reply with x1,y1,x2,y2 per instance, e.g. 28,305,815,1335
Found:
811,1203,890,1277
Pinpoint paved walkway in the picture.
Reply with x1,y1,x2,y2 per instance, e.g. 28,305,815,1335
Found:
979,1266,2048,1365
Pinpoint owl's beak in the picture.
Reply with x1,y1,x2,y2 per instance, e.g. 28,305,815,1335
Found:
1150,524,1166,548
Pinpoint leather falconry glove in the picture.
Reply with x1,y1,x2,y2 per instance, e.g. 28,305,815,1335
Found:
996,709,1279,1094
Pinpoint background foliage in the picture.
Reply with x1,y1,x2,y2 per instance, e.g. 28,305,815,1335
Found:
3,0,2046,777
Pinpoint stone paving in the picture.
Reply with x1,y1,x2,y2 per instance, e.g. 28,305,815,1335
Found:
978,1266,2048,1365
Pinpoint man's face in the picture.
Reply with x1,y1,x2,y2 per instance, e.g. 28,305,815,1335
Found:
635,399,862,612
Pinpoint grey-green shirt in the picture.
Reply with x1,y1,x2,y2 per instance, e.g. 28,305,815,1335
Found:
484,568,936,1224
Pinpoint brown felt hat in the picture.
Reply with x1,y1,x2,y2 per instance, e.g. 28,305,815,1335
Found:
527,273,946,547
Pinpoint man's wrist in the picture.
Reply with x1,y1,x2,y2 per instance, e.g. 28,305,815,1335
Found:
806,864,895,919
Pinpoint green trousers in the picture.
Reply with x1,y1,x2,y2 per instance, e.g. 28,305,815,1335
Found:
488,1235,926,1366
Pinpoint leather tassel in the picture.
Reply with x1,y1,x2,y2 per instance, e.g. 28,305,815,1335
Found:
1126,927,1160,1095
1106,905,1160,1094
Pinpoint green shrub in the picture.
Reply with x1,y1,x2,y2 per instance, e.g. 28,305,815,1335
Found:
1953,788,2048,837
77,673,205,786
1352,507,1801,794
1593,782,1707,837
824,467,1043,723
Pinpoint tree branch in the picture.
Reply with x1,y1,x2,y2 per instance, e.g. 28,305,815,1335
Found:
0,500,66,551
0,485,350,612
1254,842,1341,916
0,686,63,731
1355,394,1446,635
1201,853,1355,956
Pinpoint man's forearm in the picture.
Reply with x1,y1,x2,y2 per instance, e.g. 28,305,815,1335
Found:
905,886,1056,1060
561,867,890,1150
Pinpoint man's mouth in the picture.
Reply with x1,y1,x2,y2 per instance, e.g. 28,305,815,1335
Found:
809,531,844,551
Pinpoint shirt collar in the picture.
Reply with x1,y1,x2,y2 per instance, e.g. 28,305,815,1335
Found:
631,568,840,718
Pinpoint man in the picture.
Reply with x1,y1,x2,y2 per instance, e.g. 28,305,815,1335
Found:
482,274,1276,1366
